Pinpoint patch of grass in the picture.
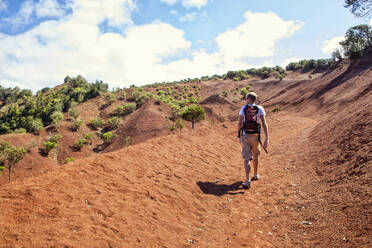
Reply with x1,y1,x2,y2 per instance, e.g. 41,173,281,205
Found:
272,106,280,113
64,157,75,164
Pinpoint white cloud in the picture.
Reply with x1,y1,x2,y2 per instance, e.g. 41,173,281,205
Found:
182,0,208,9
0,8,303,91
322,36,344,55
216,11,304,60
369,19,372,26
169,10,178,15
179,12,197,22
0,0,7,11
161,0,179,5
35,0,65,18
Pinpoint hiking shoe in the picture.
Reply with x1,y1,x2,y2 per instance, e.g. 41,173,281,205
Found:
242,180,251,187
251,174,259,181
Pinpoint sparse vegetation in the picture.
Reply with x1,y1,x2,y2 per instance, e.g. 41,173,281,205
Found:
272,106,281,113
64,157,75,164
73,137,88,151
121,136,133,147
107,116,122,130
72,118,84,131
0,76,108,135
340,25,372,59
175,119,185,134
181,104,206,129
51,111,64,128
42,134,62,156
113,102,136,116
102,131,117,144
0,141,28,182
89,117,105,130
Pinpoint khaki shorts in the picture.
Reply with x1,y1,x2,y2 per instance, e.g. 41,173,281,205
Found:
241,133,260,162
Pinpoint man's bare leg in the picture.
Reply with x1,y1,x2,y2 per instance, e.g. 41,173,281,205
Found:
244,160,251,181
252,158,258,176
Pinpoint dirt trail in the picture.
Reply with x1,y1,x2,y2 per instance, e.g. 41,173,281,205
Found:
0,111,368,247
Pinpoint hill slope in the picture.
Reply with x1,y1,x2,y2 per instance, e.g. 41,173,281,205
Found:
0,55,371,247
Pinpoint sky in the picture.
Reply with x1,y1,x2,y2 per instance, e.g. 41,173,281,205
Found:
0,0,370,92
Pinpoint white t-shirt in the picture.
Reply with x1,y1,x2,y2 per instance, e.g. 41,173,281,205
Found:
239,104,265,123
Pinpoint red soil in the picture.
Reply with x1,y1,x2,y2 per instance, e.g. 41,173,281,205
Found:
0,55,371,247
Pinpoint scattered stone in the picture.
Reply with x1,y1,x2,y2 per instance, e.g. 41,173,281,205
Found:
227,198,232,203
187,238,197,244
257,230,263,234
268,232,273,235
301,221,312,225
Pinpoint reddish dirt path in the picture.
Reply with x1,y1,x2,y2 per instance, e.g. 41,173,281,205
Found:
0,111,369,247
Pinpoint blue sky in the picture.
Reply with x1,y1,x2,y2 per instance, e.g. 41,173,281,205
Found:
0,0,369,91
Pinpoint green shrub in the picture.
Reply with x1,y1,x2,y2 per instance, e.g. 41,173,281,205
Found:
84,133,93,141
73,137,88,151
272,106,280,113
121,136,133,147
64,157,75,164
113,102,136,116
121,91,127,100
29,118,43,134
51,111,64,127
72,118,84,131
43,141,58,154
104,93,116,105
102,131,117,144
14,128,27,133
233,76,241,81
49,134,62,143
89,117,105,130
108,116,121,130
135,95,149,107
240,87,249,98
69,108,79,119
223,91,228,97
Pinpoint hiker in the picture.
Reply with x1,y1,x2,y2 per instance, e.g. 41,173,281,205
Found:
237,92,269,188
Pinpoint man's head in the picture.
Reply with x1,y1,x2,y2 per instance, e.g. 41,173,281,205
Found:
245,92,257,104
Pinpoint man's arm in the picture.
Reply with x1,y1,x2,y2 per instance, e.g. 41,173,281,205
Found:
260,115,269,148
237,115,243,139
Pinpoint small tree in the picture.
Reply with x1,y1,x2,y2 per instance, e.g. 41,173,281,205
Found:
345,0,372,18
0,142,27,182
331,48,343,61
340,25,372,59
175,119,185,134
275,72,287,82
51,111,64,128
181,104,206,129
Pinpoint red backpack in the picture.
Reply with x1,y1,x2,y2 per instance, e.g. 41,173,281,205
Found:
243,105,260,134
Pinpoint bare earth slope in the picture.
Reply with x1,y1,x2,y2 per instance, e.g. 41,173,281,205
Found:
0,113,323,248
0,56,371,247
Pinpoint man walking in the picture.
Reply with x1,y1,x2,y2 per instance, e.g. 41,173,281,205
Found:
237,92,269,188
